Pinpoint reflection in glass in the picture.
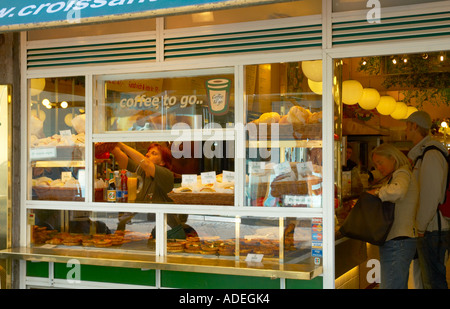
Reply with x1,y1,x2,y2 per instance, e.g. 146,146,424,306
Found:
30,210,155,252
245,62,323,207
95,69,235,133
93,141,235,206
28,77,86,201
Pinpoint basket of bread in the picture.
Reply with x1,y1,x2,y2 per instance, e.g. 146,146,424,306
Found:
249,105,322,140
168,173,234,206
33,176,83,201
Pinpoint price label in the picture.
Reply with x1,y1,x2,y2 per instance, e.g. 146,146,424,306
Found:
27,213,35,225
273,161,291,176
182,174,197,186
245,253,263,263
296,161,314,180
222,170,235,183
30,147,57,160
60,129,74,146
248,162,265,174
61,171,72,182
201,171,216,184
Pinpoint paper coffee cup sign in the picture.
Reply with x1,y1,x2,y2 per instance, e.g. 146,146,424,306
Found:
206,78,231,116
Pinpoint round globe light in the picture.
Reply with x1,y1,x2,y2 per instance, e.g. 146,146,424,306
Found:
390,101,408,119
308,79,322,95
30,78,46,96
406,106,418,118
376,96,397,115
301,60,322,82
358,88,380,110
64,113,73,127
342,80,363,105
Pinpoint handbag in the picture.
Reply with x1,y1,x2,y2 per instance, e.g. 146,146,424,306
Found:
339,191,395,246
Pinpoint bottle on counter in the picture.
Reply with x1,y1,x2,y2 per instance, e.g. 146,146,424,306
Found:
121,169,128,203
114,170,122,202
107,172,116,202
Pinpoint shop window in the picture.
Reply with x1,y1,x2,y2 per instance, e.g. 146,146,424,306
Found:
27,19,156,41
165,0,321,29
28,77,86,202
29,209,156,253
244,62,323,208
94,69,234,133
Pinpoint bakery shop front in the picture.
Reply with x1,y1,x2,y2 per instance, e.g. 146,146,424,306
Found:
0,0,449,290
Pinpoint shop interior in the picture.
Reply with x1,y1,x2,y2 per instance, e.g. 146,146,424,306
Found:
334,51,450,289
26,48,449,287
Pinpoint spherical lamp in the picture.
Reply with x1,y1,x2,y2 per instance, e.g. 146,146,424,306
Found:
406,106,418,118
390,101,408,119
307,79,322,95
301,60,322,82
30,78,46,96
376,96,397,115
342,80,363,105
358,88,380,110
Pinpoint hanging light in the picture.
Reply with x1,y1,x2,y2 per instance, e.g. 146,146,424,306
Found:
60,101,68,108
342,80,363,105
376,96,396,115
390,101,408,119
42,98,51,109
30,79,46,96
301,60,322,82
358,88,380,110
307,79,322,95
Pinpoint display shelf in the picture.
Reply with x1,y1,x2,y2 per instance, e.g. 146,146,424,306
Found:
32,161,85,168
0,247,322,280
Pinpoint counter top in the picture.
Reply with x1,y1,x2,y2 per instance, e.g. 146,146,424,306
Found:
0,247,322,280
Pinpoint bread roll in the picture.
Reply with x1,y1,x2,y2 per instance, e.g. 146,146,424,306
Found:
287,106,311,128
307,111,322,124
255,112,280,124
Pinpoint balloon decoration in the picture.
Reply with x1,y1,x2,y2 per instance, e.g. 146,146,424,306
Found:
307,79,322,95
390,101,408,119
376,96,397,115
358,88,380,110
342,80,363,105
301,60,322,82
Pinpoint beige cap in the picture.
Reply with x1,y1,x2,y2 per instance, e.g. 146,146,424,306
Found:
407,111,432,130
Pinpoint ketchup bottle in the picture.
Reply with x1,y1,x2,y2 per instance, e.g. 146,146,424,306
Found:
121,170,128,203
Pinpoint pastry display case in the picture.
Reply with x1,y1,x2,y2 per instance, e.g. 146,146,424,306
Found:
23,62,324,279
28,77,86,202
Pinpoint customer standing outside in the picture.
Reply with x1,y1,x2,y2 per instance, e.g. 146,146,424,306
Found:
368,143,418,289
406,111,449,289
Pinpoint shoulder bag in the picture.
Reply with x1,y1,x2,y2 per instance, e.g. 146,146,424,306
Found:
339,191,395,246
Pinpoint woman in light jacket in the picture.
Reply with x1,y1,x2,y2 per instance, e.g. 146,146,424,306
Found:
368,143,419,289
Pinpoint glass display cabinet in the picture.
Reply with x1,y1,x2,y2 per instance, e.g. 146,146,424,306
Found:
23,61,324,280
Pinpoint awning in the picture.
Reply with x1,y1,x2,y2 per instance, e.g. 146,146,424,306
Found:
0,0,287,32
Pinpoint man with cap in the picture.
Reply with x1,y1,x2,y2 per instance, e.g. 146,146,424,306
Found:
406,110,449,289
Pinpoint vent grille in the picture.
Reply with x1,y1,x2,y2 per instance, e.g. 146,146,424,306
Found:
27,38,157,69
164,24,322,60
332,11,450,46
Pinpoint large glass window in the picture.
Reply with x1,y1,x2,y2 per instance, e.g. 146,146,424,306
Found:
30,209,155,253
245,62,323,207
28,77,86,201
94,68,234,133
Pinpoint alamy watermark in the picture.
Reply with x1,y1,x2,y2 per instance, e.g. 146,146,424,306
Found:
367,0,381,24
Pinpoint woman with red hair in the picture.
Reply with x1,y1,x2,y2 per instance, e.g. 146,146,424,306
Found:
112,142,174,203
